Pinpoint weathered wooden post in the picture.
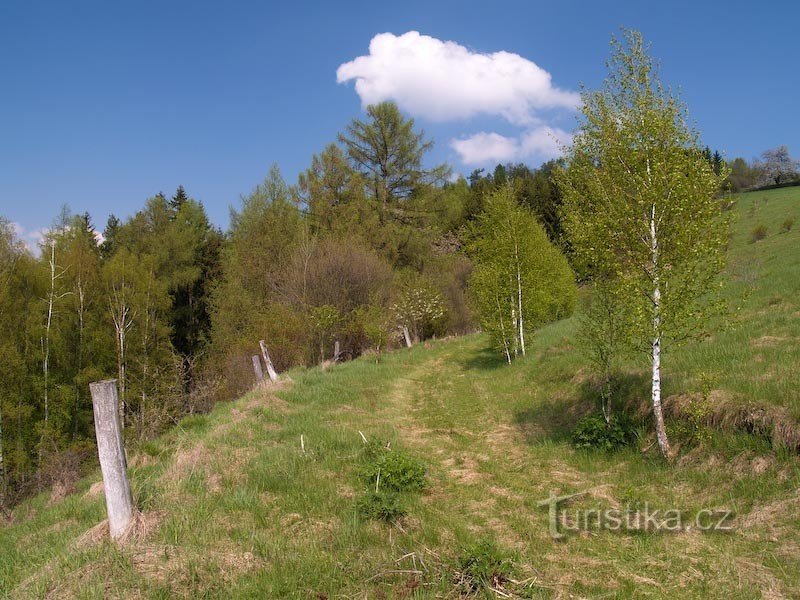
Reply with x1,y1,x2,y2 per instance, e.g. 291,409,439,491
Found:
402,325,413,349
251,355,264,383
259,340,279,382
89,379,134,540
333,340,341,362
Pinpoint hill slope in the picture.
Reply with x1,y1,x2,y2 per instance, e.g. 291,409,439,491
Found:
1,187,799,599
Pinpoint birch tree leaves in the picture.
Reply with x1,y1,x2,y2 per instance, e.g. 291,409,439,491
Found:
558,30,728,457
467,186,576,363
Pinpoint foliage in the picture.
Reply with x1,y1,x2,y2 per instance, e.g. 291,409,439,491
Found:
467,185,576,362
455,539,517,594
356,489,406,522
780,218,794,233
755,145,800,186
390,275,448,343
558,29,729,456
572,414,636,451
338,101,449,203
359,444,426,493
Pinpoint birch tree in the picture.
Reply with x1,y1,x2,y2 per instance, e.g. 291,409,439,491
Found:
40,238,71,432
558,30,728,458
468,185,576,363
104,250,138,427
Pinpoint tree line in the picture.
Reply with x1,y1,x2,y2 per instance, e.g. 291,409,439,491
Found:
1,29,787,502
0,103,573,506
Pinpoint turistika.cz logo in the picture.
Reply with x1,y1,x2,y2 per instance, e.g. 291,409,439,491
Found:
537,491,736,540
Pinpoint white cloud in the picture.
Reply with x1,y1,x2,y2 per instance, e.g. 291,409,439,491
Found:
337,31,579,126
11,222,49,254
450,132,520,165
451,126,571,166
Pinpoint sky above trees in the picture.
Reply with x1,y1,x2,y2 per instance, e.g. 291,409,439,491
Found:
2,0,798,246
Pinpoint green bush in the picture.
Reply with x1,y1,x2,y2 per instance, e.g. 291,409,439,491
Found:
356,490,405,522
455,539,516,593
572,414,635,451
360,445,426,493
750,224,768,243
781,218,794,233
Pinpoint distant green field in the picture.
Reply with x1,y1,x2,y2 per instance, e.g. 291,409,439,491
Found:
1,187,798,599
671,186,800,423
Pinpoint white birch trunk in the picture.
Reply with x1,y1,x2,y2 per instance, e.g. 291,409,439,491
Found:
495,295,512,365
514,241,526,356
650,206,670,458
89,379,134,540
43,241,56,425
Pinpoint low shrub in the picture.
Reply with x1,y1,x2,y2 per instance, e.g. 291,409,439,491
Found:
360,445,426,493
781,218,794,233
572,414,636,451
454,539,516,594
356,490,405,522
750,224,768,243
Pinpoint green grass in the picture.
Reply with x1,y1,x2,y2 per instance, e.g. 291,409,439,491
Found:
1,188,799,598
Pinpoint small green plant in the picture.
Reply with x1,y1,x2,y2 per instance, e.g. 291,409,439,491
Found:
781,218,794,233
572,414,635,451
360,445,426,493
750,224,768,243
356,490,405,522
454,539,517,594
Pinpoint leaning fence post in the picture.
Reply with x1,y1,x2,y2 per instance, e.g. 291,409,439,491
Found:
259,340,279,382
251,355,265,383
89,379,134,540
402,325,413,349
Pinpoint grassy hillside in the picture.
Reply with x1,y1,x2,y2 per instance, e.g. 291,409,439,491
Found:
1,188,799,599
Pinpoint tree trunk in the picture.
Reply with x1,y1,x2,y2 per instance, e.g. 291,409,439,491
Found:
259,340,279,382
43,242,56,426
89,379,134,540
333,340,341,362
495,295,512,364
514,242,526,356
251,355,264,383
650,206,670,458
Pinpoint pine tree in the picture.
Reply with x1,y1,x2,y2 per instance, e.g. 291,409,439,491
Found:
170,185,189,211
339,102,449,203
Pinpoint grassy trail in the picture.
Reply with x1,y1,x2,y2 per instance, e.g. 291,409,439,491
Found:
2,334,800,598
2,186,800,598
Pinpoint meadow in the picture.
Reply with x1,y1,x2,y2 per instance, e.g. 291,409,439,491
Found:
1,186,798,599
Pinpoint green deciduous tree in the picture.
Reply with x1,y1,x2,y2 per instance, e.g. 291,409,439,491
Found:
558,30,728,458
467,185,576,363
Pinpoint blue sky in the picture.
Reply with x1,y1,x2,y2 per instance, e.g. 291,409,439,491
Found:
1,0,798,246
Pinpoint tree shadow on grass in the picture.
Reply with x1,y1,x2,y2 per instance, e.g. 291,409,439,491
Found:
458,346,509,371
513,372,650,444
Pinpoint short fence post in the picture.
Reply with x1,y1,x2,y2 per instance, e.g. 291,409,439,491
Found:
89,379,134,540
402,325,413,348
259,340,279,382
252,355,264,383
